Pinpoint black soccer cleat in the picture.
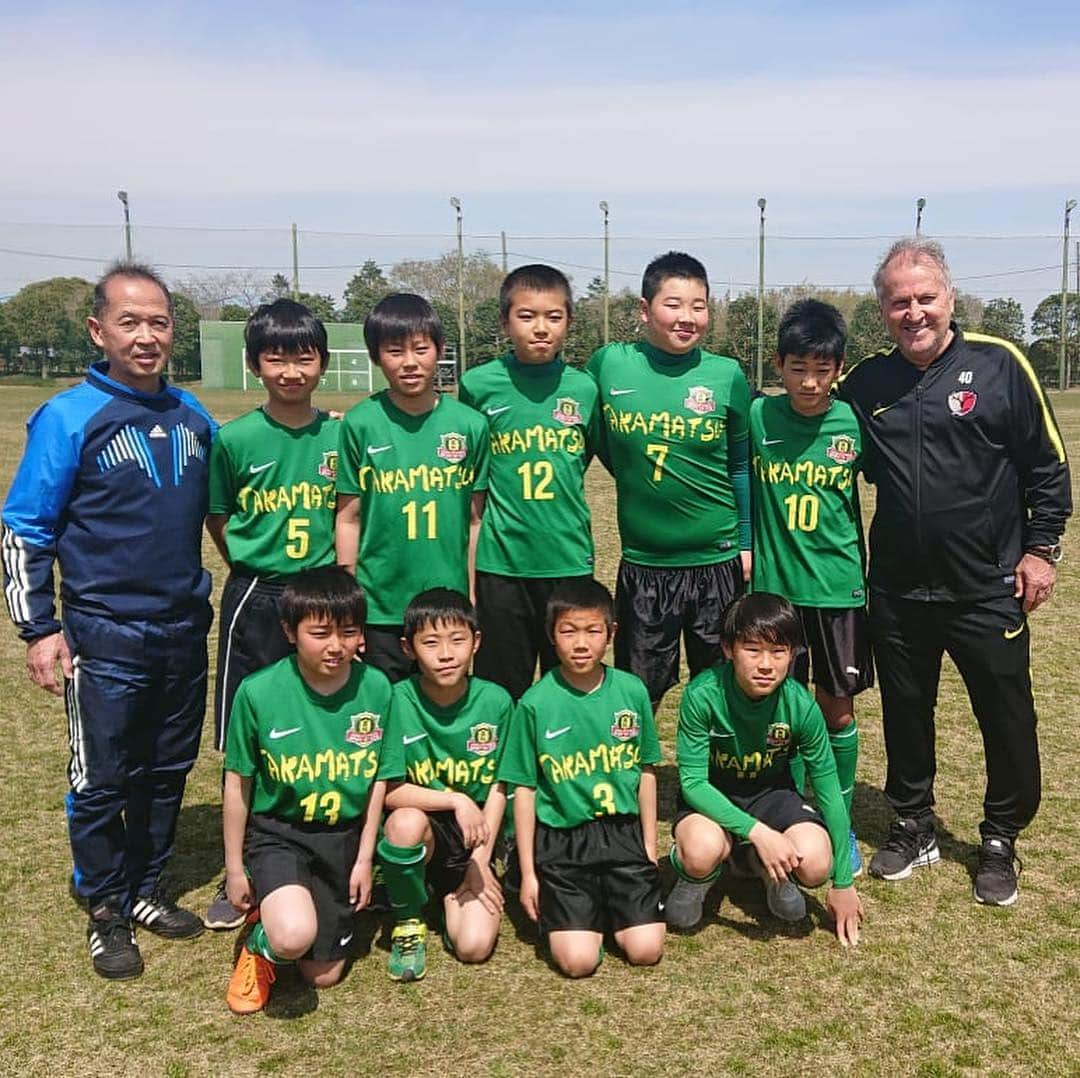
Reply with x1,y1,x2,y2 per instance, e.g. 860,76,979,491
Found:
87,901,144,980
132,890,205,939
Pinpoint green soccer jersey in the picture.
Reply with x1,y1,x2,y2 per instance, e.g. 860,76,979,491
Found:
498,666,661,830
587,340,751,567
676,663,853,886
377,674,514,804
459,354,600,578
224,655,393,825
750,395,865,607
337,392,490,625
208,408,339,576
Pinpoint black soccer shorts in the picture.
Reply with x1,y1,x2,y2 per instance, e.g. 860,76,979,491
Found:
425,811,479,899
535,815,663,935
245,813,361,961
672,787,827,839
791,605,874,698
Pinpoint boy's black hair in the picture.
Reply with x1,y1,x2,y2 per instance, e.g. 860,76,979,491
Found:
721,593,803,650
244,298,330,374
93,260,173,317
363,293,444,365
776,298,847,365
402,587,479,640
641,251,710,303
498,264,573,320
279,565,367,632
545,578,614,638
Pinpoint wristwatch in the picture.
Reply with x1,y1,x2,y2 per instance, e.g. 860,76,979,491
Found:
1026,543,1063,564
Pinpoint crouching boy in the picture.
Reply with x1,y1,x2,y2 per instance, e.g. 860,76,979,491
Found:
497,579,666,977
222,566,392,1013
666,592,863,945
377,589,513,982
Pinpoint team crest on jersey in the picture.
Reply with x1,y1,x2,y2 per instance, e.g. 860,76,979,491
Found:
345,712,383,747
318,450,338,480
611,709,640,741
466,723,499,756
825,434,857,464
684,386,716,415
436,432,468,462
948,390,978,417
765,722,791,751
552,397,583,426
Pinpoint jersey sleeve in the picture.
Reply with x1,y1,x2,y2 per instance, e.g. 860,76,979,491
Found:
1003,344,1072,547
728,369,752,551
636,679,662,766
223,681,260,777
335,412,365,497
793,696,853,887
1,401,83,641
489,688,515,773
496,696,539,789
207,432,237,516
675,682,758,837
585,348,613,473
377,694,407,782
457,374,478,411
471,410,491,493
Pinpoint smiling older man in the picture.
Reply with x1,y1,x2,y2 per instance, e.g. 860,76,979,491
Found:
2,263,215,977
838,238,1071,906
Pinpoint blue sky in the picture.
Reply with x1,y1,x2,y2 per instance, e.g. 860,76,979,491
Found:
2,1,1077,308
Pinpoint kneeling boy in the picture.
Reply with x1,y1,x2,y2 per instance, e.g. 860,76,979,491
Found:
222,567,392,1013
377,589,513,982
667,592,862,945
498,579,666,978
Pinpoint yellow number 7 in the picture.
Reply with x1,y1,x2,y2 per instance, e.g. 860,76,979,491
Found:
645,443,669,482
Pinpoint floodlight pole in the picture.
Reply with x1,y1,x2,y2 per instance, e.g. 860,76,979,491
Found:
916,197,926,237
291,223,300,300
1060,199,1075,391
450,197,466,371
599,200,610,343
117,190,132,260
757,198,767,390
501,231,508,274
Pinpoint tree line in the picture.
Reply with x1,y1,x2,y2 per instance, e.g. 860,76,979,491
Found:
1,253,1076,385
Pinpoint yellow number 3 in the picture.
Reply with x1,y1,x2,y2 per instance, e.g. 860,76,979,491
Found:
593,782,616,817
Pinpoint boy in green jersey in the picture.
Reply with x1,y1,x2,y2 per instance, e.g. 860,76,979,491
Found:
750,299,872,875
222,567,393,1014
336,294,489,682
376,589,513,981
498,579,666,978
459,264,601,700
587,252,751,708
666,593,863,946
205,298,340,928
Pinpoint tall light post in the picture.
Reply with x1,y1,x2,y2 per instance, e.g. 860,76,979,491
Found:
756,197,767,390
599,200,610,343
117,190,132,260
450,196,466,371
1060,198,1076,390
916,197,926,237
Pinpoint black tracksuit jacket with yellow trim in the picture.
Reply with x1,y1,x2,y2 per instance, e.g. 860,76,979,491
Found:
838,324,1071,602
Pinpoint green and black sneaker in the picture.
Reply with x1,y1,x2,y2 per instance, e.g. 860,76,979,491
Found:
388,919,427,982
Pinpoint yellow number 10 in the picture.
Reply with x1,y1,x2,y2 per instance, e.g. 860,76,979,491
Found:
783,493,819,532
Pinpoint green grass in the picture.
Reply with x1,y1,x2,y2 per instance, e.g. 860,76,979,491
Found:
1,385,1078,1077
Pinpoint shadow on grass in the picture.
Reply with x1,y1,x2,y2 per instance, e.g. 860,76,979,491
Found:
168,801,228,896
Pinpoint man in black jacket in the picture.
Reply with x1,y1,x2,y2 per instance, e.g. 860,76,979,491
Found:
839,238,1071,906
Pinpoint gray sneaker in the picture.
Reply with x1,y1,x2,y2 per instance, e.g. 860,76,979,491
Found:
748,848,807,922
204,878,247,931
664,878,712,929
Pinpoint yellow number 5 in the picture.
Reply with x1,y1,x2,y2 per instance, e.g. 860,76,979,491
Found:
285,517,310,559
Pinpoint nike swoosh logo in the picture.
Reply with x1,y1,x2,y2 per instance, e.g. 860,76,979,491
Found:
486,406,510,416
544,726,571,740
268,726,300,740
339,933,353,947
402,733,428,745
1003,623,1025,639
871,404,895,417
249,461,275,474
609,388,636,396
367,444,393,456
762,438,783,446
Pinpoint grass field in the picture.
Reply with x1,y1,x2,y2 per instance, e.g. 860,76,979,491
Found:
1,384,1077,1078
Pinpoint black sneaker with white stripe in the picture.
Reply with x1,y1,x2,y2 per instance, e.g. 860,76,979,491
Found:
868,817,940,881
973,836,1021,906
132,890,205,939
87,901,143,980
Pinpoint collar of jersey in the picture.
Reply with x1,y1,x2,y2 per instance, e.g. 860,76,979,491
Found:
723,661,781,717
411,673,473,720
378,388,441,426
553,664,609,696
505,351,565,377
638,340,701,368
88,359,171,402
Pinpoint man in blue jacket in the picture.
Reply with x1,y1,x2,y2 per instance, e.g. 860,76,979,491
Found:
2,263,215,978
